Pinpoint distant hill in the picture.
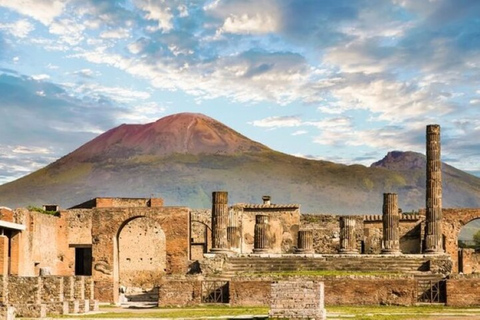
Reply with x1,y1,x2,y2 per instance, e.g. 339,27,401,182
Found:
1,113,480,214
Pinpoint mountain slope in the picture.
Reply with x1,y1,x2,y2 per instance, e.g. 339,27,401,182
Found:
1,114,480,213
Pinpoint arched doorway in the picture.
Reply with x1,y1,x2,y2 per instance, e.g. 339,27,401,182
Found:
457,218,480,274
117,216,166,301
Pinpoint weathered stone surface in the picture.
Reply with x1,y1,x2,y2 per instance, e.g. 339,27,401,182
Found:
447,275,480,307
91,206,189,302
269,280,326,320
0,306,15,320
425,124,443,254
12,303,46,318
158,278,202,306
229,280,271,307
8,276,41,304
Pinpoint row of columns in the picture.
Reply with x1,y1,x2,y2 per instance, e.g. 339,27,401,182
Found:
338,193,401,254
210,191,313,253
211,125,444,255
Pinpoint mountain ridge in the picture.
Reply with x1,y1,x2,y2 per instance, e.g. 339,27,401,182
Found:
1,113,480,213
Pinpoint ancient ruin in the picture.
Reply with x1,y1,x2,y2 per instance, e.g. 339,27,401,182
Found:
0,124,480,318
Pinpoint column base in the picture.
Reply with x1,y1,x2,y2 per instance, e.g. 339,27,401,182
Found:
209,248,231,254
423,249,445,255
381,249,402,255
253,248,269,254
338,249,359,255
295,249,314,254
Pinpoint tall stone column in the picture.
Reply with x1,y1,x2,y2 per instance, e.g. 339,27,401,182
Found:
296,230,314,254
424,124,444,254
253,215,269,253
339,217,358,254
382,193,401,254
210,191,230,253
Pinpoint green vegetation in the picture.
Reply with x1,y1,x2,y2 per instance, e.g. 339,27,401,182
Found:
27,206,60,217
55,305,480,319
474,230,480,248
240,270,402,278
329,305,480,319
62,306,268,318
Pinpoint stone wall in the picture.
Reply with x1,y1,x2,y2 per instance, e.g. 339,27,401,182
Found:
91,206,190,302
234,204,300,254
0,275,97,317
11,210,71,276
442,208,480,273
158,278,202,306
446,275,480,306
459,248,480,274
190,210,211,259
269,280,326,320
229,280,271,306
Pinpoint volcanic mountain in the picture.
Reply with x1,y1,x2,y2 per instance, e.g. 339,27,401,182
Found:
1,113,480,213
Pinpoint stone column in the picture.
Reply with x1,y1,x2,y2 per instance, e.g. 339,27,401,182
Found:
0,235,8,275
339,217,358,254
227,226,241,250
424,124,444,254
253,215,269,253
210,191,230,253
296,230,314,254
382,193,401,254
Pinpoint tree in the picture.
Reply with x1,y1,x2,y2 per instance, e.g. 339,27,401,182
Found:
474,230,480,248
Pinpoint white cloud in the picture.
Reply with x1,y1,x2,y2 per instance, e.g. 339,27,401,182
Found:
74,83,151,103
0,0,68,25
12,146,52,155
251,116,302,128
218,13,279,35
31,74,50,81
0,19,34,38
49,18,85,45
292,130,307,136
135,0,173,32
100,28,130,39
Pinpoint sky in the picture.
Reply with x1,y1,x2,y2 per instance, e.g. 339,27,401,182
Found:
0,0,480,184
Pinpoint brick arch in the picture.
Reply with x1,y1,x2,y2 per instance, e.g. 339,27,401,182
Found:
442,208,480,273
91,207,190,303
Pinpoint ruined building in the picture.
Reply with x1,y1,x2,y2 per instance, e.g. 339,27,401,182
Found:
0,124,479,317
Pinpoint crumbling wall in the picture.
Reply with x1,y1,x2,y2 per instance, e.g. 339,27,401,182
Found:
0,275,98,317
118,217,166,289
229,280,271,306
190,210,211,260
447,274,480,306
91,206,190,302
158,278,202,306
442,208,480,273
235,204,300,254
11,210,70,276
459,248,480,274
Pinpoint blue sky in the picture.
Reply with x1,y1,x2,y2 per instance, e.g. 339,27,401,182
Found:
0,0,480,184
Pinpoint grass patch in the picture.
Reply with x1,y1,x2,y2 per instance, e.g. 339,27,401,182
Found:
63,306,269,318
328,305,480,319
242,270,401,277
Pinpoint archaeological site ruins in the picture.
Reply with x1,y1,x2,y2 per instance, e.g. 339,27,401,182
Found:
0,124,480,318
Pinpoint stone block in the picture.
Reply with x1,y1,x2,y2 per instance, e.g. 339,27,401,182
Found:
68,300,79,314
78,300,90,313
89,299,99,312
13,303,46,318
45,301,68,315
0,305,15,320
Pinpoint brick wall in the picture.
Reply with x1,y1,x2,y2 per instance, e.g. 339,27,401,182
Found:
446,276,480,306
158,279,202,306
229,280,271,306
229,276,416,307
